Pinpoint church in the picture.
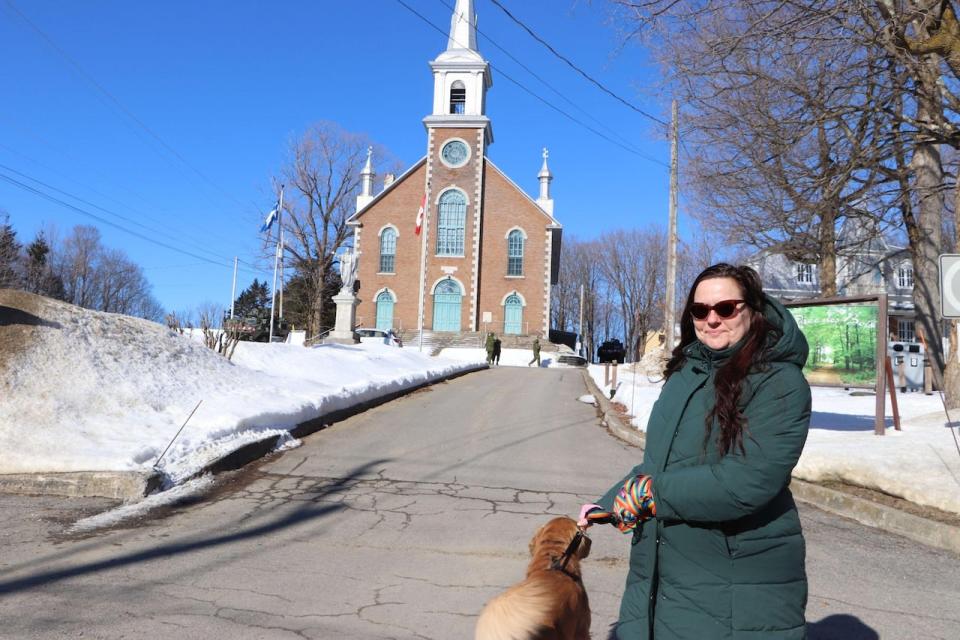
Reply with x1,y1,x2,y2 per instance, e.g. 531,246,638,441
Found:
347,0,561,341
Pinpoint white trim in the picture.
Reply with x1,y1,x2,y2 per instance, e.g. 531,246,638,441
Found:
504,226,528,240
375,287,398,302
434,185,470,206
485,158,561,227
430,275,467,295
348,156,427,222
378,223,400,238
501,291,527,307
438,137,472,169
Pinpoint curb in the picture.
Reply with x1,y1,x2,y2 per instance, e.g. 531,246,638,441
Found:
578,368,960,557
789,480,960,556
0,364,488,502
0,470,163,502
580,368,646,449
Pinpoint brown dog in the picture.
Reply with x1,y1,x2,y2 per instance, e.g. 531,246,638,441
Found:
475,516,592,640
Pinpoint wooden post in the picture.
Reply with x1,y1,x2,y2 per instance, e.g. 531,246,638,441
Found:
885,356,901,431
604,363,610,386
612,360,618,389
875,294,888,435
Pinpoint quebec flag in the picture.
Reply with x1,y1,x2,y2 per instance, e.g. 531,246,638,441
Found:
259,203,279,232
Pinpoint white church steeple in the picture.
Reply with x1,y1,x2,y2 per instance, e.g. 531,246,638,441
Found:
425,0,493,145
356,146,375,213
537,148,554,215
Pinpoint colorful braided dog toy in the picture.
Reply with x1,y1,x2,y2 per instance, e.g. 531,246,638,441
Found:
580,475,657,533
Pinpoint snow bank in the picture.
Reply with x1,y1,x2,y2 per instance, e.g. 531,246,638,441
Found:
0,292,477,482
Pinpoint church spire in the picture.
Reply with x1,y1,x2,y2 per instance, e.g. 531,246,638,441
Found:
537,148,554,215
356,147,375,213
447,0,478,52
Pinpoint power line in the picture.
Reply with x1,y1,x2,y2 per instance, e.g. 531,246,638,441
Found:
486,0,670,128
4,0,249,211
393,0,668,168
434,0,652,156
0,160,261,271
0,169,264,278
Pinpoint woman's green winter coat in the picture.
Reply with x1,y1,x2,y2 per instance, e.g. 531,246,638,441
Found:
598,296,811,639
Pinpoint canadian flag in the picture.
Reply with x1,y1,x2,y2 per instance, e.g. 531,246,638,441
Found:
415,194,426,235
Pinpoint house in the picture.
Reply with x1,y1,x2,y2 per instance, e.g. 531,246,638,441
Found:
346,0,562,340
748,217,917,341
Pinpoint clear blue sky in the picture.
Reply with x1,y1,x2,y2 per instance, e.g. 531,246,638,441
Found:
2,0,678,314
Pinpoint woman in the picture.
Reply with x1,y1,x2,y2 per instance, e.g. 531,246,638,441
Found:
580,263,811,639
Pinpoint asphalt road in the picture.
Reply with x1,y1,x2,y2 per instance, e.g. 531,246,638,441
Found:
0,367,958,639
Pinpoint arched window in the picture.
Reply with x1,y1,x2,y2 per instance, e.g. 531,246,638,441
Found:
898,262,914,289
507,230,524,276
503,294,523,335
375,290,395,331
450,80,466,114
379,227,396,273
436,191,466,256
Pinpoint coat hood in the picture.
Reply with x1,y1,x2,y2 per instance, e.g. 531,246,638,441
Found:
762,294,809,369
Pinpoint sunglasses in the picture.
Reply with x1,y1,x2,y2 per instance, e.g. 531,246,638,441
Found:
690,299,745,320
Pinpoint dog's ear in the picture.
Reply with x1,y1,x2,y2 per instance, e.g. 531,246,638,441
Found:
529,523,547,556
578,533,592,559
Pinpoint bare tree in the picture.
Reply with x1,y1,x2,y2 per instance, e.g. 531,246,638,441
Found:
51,225,164,321
198,301,240,359
597,228,668,360
275,121,396,338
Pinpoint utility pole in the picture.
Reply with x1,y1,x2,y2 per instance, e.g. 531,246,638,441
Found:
578,283,585,359
268,185,285,343
664,99,679,353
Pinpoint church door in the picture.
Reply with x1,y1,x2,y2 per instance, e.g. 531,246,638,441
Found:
503,294,523,335
375,291,394,331
432,279,462,332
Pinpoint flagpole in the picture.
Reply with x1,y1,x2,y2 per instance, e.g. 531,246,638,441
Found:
278,186,285,322
268,187,283,343
230,256,238,319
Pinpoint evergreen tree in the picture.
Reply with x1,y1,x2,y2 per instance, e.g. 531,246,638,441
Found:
24,231,66,298
0,215,22,289
232,278,271,317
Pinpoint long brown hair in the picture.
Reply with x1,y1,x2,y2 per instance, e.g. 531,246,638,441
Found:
665,264,775,456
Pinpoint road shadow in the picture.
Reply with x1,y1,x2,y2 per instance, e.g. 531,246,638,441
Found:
808,614,879,639
0,459,390,596
810,411,894,432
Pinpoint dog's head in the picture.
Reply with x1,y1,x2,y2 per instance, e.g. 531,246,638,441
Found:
528,516,592,570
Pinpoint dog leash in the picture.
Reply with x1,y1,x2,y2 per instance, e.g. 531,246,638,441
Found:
550,530,585,572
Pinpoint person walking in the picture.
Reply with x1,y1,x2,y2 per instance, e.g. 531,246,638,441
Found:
485,332,496,365
578,263,811,639
492,337,501,366
528,336,541,367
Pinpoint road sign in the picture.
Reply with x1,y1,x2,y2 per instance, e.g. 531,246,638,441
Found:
939,254,960,318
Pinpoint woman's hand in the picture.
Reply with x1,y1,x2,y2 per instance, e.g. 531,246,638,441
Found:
577,503,603,529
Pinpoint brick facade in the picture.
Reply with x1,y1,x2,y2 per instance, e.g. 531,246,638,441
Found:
351,136,558,335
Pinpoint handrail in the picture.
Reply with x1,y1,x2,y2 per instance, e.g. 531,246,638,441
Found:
304,328,334,347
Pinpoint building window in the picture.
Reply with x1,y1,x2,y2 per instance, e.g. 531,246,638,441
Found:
897,319,916,342
796,263,814,284
379,227,396,273
450,81,466,114
436,190,466,256
507,229,524,276
898,263,914,289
